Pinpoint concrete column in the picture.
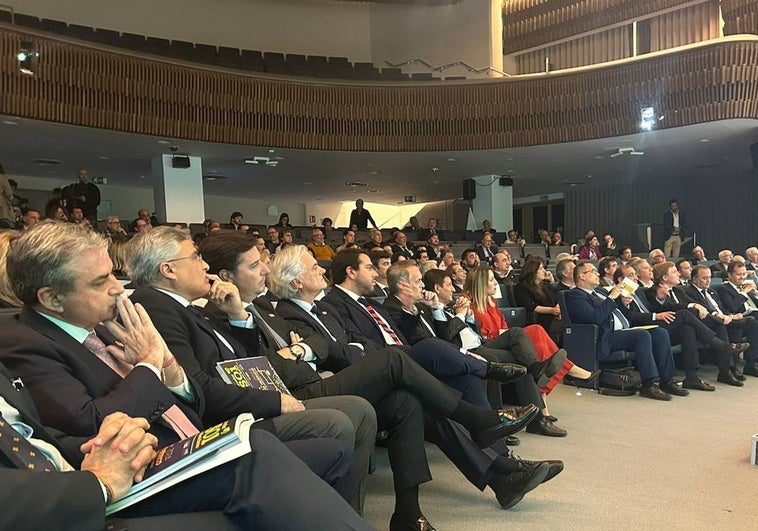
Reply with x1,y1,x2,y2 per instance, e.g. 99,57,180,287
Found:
151,155,205,224
470,175,513,234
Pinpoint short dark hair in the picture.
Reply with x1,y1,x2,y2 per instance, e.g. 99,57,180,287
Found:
612,267,625,284
199,231,256,275
342,228,354,237
556,258,574,280
369,249,391,267
599,256,617,275
675,258,690,270
331,248,367,284
423,268,450,292
669,199,678,206
461,248,477,261
727,260,746,274
573,261,593,284
691,265,710,279
620,245,633,255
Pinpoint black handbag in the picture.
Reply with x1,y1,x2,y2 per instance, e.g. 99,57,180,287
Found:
598,367,641,396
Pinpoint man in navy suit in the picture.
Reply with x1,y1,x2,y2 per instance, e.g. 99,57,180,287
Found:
714,261,758,376
475,231,499,262
564,261,684,400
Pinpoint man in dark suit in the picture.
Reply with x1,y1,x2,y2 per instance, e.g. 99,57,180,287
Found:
614,264,741,389
389,231,415,259
687,264,755,380
0,221,371,530
126,227,375,514
348,198,377,231
422,268,566,437
714,261,758,376
264,244,556,517
553,258,576,291
564,261,683,400
197,236,549,525
663,198,688,259
417,218,444,242
491,251,518,286
368,249,392,298
475,232,499,262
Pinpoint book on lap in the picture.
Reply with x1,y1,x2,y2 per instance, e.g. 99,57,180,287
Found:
216,356,291,395
106,413,256,515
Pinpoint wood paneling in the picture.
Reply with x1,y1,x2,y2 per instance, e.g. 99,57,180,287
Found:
0,27,756,153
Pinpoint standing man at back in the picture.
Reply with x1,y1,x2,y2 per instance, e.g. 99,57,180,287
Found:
663,199,688,259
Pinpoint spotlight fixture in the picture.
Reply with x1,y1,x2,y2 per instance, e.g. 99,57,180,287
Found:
17,42,39,76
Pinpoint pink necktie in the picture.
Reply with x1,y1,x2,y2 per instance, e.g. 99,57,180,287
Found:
83,333,199,438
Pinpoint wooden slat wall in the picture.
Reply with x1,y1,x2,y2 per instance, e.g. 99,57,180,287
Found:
649,1,720,52
0,28,756,152
502,0,699,54
722,0,758,35
565,171,758,257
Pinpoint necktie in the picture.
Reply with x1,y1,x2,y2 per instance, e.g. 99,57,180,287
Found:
592,291,630,329
632,293,650,313
357,297,403,345
310,305,338,342
700,289,718,312
0,414,54,471
670,290,680,304
248,304,289,349
83,334,199,439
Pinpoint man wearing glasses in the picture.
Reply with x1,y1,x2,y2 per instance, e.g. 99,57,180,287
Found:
564,262,683,401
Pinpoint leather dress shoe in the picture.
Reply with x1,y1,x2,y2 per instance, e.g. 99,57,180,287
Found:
527,359,550,382
471,404,539,448
505,435,520,446
389,514,436,531
682,378,715,391
717,370,744,386
485,361,527,384
525,415,568,437
489,461,550,509
546,414,558,422
659,379,690,396
639,383,672,401
731,368,746,381
742,366,758,377
519,459,564,484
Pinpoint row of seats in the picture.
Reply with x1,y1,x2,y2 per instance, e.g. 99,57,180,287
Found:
2,11,446,82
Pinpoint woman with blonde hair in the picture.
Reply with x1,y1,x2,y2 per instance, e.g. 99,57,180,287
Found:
464,266,599,432
108,239,130,280
0,230,22,307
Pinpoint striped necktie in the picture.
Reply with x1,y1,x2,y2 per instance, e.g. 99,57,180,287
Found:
357,297,403,345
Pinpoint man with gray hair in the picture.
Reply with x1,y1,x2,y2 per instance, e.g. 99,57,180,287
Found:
553,258,576,291
127,227,375,513
0,221,368,528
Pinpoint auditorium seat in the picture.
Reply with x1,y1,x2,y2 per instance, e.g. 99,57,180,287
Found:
40,18,69,35
168,40,195,60
145,37,171,55
0,10,11,23
216,46,241,69
13,13,43,29
90,28,121,46
194,44,218,65
67,24,96,41
240,50,265,71
121,32,148,51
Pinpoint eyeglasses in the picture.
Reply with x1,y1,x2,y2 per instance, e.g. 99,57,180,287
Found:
166,251,202,263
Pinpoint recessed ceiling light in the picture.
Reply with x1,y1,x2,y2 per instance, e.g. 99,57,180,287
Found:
367,189,379,193
157,140,171,145
699,138,712,143
369,170,380,175
345,181,368,187
33,158,63,165
303,181,312,185
203,174,226,180
98,155,110,160
3,120,18,125
594,155,604,159
267,149,275,154
208,169,219,173
447,158,457,162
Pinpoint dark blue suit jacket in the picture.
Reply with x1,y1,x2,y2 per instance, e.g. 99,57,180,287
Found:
663,210,688,237
714,282,753,314
564,288,617,358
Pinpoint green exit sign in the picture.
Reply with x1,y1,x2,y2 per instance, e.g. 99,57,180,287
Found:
404,195,416,203
92,176,108,185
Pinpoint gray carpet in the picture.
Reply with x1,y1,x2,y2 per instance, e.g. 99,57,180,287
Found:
363,366,758,530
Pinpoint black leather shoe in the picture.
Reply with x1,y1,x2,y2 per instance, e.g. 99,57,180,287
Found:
527,359,550,382
519,459,564,484
489,462,550,509
742,366,758,377
731,368,746,381
659,379,690,396
639,383,672,401
471,404,539,448
682,378,715,391
525,415,567,437
717,370,744,386
389,514,437,531
500,405,539,420
486,361,527,384
546,414,558,422
505,435,520,446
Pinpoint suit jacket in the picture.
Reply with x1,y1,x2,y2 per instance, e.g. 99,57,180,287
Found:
643,285,693,313
663,209,687,237
0,307,204,449
418,229,444,242
710,262,729,280
433,309,478,348
685,284,726,313
475,243,499,261
715,282,753,314
390,244,415,259
130,287,280,426
322,286,410,350
381,296,439,346
369,284,389,298
564,288,618,358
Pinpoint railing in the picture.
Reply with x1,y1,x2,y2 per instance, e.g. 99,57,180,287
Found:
384,58,512,77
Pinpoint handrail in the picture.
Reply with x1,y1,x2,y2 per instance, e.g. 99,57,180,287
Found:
385,57,512,77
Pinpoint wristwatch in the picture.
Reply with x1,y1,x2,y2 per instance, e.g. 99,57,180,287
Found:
290,343,306,361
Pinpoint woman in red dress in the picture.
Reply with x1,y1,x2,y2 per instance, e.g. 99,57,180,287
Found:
463,267,599,427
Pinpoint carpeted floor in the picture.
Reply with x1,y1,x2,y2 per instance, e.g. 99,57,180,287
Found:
363,366,758,530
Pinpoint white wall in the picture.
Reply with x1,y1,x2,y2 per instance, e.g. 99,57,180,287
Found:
5,0,373,59
369,0,502,77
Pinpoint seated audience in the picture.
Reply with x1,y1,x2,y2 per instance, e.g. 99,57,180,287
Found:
335,228,359,253
0,221,368,529
676,258,693,285
46,203,69,222
649,248,666,266
633,259,655,288
273,212,293,229
0,229,21,307
690,245,708,264
449,262,467,292
506,230,525,246
475,232,499,261
491,251,517,286
368,249,392,297
460,248,479,271
418,218,443,242
107,239,131,280
20,207,40,231
618,246,633,265
362,227,385,250
553,259,576,291
597,256,618,287
600,233,617,256
389,231,414,259
550,231,565,246
307,227,336,261
228,211,244,230
275,228,294,254
577,235,603,260
104,215,129,243
715,261,758,376
711,249,734,279
514,258,562,337
438,250,455,270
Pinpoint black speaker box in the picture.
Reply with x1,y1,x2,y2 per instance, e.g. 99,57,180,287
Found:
499,176,513,186
463,179,476,200
750,142,758,170
171,155,191,168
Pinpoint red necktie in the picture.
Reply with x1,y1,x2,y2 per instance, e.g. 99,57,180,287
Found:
357,298,403,346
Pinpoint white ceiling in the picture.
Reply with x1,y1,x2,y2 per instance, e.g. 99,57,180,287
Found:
1,115,756,204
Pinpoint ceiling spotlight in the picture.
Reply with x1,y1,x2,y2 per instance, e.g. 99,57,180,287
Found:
17,42,39,75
